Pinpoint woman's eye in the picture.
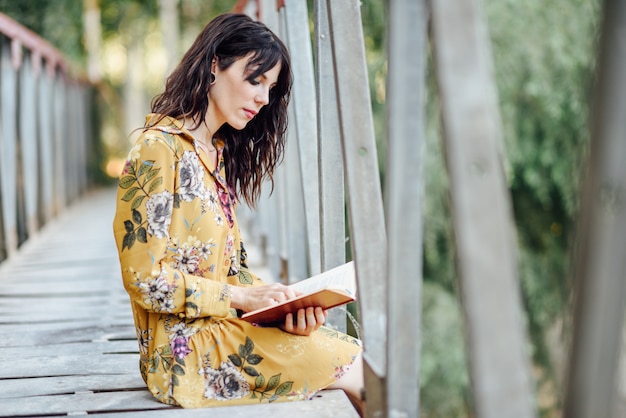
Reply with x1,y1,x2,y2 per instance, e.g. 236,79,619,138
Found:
249,78,261,85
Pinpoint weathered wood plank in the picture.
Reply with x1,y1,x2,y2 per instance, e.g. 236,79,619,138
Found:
563,0,626,417
0,389,172,416
0,387,357,417
0,339,138,359
0,374,145,398
429,0,536,417
385,0,427,416
326,1,387,416
93,390,357,418
0,323,135,347
0,353,138,378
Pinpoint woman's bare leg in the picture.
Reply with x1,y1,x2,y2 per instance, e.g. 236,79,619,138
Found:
328,351,365,416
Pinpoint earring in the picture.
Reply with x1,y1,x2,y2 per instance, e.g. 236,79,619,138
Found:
210,72,216,85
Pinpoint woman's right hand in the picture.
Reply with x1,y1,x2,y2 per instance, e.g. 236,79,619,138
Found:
230,283,298,313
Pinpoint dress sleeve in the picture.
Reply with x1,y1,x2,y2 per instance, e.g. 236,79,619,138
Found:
113,131,232,319
235,240,267,287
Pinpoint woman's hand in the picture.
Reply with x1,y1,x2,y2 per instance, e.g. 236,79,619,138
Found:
280,306,327,336
230,283,298,313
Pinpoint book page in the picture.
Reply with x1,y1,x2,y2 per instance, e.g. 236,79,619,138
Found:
240,262,357,325
289,261,356,296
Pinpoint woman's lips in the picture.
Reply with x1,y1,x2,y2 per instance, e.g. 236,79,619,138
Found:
243,108,258,119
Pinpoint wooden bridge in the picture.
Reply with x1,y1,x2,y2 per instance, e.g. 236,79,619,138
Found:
0,187,355,417
1,0,626,417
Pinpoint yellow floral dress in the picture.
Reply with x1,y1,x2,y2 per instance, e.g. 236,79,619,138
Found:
112,115,361,408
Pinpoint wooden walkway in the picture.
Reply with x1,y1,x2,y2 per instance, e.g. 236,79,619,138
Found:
0,187,357,417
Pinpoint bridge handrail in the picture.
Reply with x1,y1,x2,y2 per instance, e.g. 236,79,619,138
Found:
0,12,92,261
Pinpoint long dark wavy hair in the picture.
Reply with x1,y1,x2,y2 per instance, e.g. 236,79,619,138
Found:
149,13,292,207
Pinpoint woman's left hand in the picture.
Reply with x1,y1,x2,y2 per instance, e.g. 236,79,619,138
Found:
280,306,328,336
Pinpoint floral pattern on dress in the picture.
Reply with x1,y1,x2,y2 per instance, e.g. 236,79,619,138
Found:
167,322,196,361
136,269,177,313
200,337,295,403
168,236,216,275
146,191,174,238
178,151,207,202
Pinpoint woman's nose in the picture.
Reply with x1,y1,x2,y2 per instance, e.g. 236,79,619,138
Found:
256,87,270,105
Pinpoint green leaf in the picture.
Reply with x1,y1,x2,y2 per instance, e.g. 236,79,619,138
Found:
124,220,134,232
239,337,254,359
275,381,293,396
172,364,185,375
175,356,185,366
185,288,194,297
161,355,172,370
132,209,142,224
122,232,136,250
239,269,254,285
121,187,140,202
174,193,181,209
228,354,243,367
247,354,263,365
148,177,163,193
149,355,159,373
131,195,146,210
243,366,259,377
137,227,147,243
144,168,159,182
268,395,279,403
119,176,136,189
185,301,199,311
266,374,281,392
255,374,265,389
171,374,179,387
138,160,155,177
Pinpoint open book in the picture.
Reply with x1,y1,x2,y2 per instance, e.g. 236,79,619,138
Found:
241,261,356,325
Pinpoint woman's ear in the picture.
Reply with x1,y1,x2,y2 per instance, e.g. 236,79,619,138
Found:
211,57,218,74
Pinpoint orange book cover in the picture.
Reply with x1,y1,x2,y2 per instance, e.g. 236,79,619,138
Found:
241,262,356,325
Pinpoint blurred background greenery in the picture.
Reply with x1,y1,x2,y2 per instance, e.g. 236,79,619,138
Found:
0,0,602,416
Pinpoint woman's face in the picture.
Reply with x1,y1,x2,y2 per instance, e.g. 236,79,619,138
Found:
208,54,281,131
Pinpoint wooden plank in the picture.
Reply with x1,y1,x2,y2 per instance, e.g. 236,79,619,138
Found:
0,353,138,378
0,389,173,417
0,311,133,325
0,339,138,359
0,374,145,398
0,387,357,417
384,0,428,416
563,0,626,417
18,52,40,237
314,0,348,333
325,1,387,416
0,37,19,257
94,390,358,418
37,64,55,223
0,323,135,347
282,0,322,278
429,1,536,417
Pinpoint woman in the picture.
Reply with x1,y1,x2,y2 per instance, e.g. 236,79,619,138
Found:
112,13,363,412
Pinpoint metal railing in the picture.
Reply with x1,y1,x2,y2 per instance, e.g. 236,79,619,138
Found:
0,13,92,261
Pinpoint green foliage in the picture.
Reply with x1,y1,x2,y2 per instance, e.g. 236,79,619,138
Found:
420,282,470,417
0,0,84,65
486,0,601,394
